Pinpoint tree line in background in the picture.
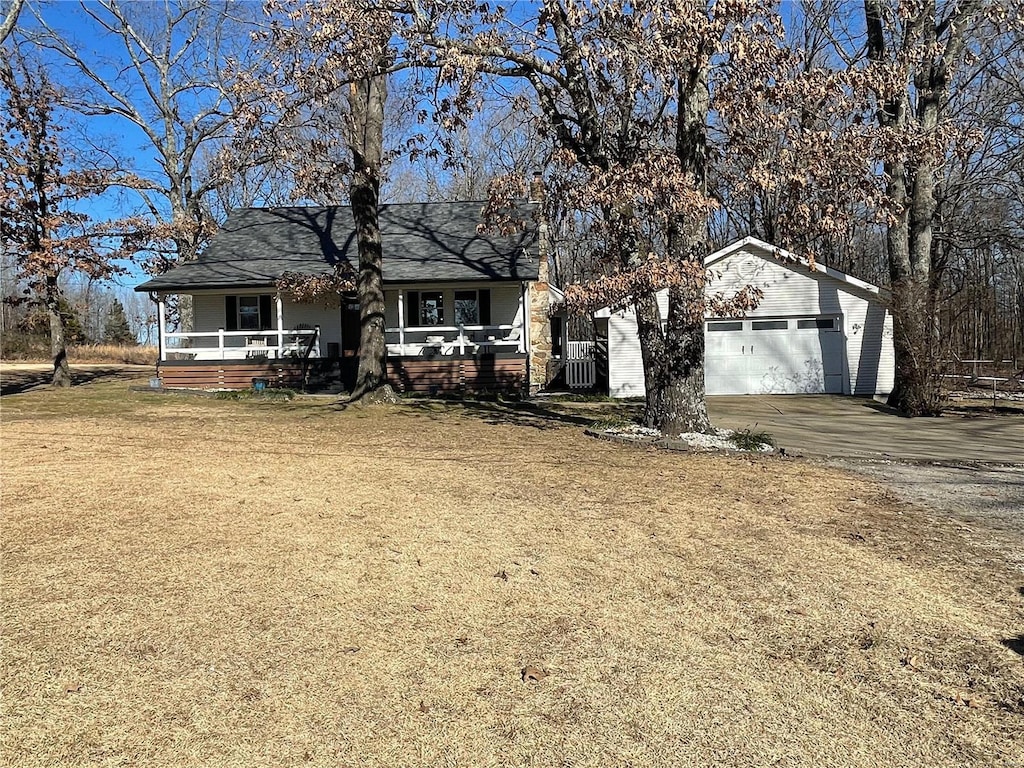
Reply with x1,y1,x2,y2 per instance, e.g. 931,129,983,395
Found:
0,265,154,355
1,0,1021,426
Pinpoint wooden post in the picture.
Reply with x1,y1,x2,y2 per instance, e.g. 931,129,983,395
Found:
276,294,284,359
157,297,167,362
397,289,405,348
218,328,225,360
520,282,529,354
458,324,465,355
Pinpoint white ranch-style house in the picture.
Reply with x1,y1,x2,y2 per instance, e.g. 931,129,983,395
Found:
136,202,557,394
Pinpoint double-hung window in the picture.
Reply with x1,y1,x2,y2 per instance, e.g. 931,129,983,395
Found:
419,291,444,325
238,296,262,330
225,295,272,331
404,289,491,327
453,289,491,326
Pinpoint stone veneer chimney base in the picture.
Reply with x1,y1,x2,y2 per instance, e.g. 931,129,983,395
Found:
527,172,551,395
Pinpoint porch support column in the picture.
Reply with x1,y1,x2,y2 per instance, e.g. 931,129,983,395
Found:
397,288,405,347
275,294,284,357
157,295,167,362
521,282,529,355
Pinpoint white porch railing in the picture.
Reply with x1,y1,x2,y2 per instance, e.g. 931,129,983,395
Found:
162,327,320,362
384,323,526,356
565,340,596,389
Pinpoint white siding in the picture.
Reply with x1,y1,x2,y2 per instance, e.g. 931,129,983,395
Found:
607,292,669,398
193,293,226,333
608,313,643,398
711,246,844,317
282,298,342,352
493,284,524,328
840,293,894,395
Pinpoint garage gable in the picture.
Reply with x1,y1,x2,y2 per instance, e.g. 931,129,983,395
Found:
706,237,888,316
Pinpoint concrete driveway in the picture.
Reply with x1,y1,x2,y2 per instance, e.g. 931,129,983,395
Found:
707,395,1023,464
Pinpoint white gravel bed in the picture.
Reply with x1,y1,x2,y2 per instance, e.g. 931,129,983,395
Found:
601,424,774,452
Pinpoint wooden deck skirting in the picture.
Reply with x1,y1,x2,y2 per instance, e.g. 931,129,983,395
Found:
157,354,528,394
158,360,306,390
387,354,527,394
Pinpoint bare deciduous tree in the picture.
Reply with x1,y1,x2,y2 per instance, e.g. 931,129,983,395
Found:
1,53,127,385
29,0,270,328
405,1,866,433
0,0,24,44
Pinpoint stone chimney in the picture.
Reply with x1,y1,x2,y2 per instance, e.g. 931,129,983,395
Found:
528,172,552,394
528,170,545,204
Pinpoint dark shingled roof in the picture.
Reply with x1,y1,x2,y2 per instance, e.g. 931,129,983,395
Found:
135,201,541,292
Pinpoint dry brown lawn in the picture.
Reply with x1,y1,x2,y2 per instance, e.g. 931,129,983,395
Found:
1,382,1022,767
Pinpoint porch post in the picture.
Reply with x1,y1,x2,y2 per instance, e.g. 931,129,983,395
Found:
275,294,284,358
157,296,167,362
520,282,529,354
397,288,405,347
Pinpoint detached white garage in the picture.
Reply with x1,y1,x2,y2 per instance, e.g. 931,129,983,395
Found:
595,237,895,398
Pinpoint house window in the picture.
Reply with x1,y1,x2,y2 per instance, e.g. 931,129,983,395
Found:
238,296,262,330
751,319,788,330
420,291,444,325
454,291,479,325
797,317,839,331
453,289,491,326
225,295,272,331
707,320,743,332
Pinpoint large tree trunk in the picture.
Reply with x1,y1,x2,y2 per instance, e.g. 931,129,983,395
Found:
46,277,71,387
347,73,390,401
865,0,977,416
640,285,711,434
885,152,942,415
642,64,713,435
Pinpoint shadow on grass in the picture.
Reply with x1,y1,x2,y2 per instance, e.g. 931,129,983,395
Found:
396,396,640,431
1001,635,1024,657
0,367,147,396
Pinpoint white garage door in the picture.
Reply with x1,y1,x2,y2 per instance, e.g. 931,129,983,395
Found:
705,316,844,395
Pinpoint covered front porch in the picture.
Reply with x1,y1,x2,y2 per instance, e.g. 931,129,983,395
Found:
151,282,533,393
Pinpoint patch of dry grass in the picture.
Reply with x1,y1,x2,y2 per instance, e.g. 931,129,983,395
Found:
70,344,158,365
1,344,158,365
1,385,1022,767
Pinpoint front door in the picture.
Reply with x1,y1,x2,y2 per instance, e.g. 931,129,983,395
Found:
341,292,361,357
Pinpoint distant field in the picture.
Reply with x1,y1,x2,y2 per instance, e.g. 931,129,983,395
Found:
0,343,158,365
1,381,1022,767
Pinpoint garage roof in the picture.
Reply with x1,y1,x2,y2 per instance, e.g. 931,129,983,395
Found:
593,237,889,318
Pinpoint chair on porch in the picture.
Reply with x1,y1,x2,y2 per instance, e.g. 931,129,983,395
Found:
283,324,314,357
245,336,268,359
